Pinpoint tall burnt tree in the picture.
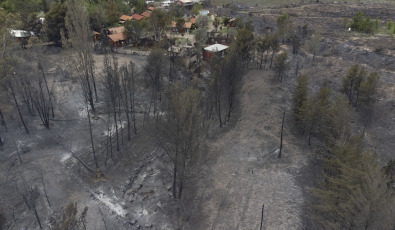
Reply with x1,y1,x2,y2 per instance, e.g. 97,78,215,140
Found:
65,0,98,112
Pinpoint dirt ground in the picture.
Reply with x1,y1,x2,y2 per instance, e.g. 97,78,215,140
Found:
182,2,395,230
1,2,394,230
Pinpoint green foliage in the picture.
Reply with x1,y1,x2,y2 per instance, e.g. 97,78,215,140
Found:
131,0,145,14
312,136,395,230
342,64,379,120
235,26,254,66
168,3,185,19
386,21,393,30
342,64,365,106
276,12,292,42
294,74,309,129
88,2,111,31
350,11,377,34
106,0,120,24
124,19,146,44
196,14,209,29
44,2,67,45
191,3,202,16
49,202,88,230
273,52,288,80
325,95,352,146
176,17,185,35
149,9,169,40
213,17,220,31
297,86,331,145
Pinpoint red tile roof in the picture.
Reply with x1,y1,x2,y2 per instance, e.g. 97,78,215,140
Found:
132,14,144,20
184,22,192,29
108,26,124,35
141,11,151,18
120,15,133,21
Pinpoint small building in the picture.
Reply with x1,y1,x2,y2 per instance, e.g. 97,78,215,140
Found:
92,31,100,41
107,26,125,47
184,22,192,33
10,29,34,41
120,15,133,23
148,6,155,11
203,43,228,60
141,11,151,21
171,21,177,32
132,14,144,21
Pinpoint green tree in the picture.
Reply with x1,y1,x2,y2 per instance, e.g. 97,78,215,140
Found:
342,64,365,106
88,2,110,32
49,202,88,230
294,74,309,130
213,16,220,32
163,83,204,198
131,0,145,14
325,95,352,146
191,3,202,16
196,14,209,29
312,136,395,230
45,2,67,45
149,9,169,41
176,17,185,35
256,34,270,69
269,33,279,68
359,72,379,126
309,31,320,61
350,11,377,34
124,19,145,45
273,52,288,81
235,27,254,67
106,0,120,24
276,12,292,43
298,86,331,145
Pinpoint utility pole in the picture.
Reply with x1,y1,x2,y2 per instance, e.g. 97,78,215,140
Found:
279,110,285,158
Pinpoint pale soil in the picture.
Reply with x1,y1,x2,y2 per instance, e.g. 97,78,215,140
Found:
182,69,311,229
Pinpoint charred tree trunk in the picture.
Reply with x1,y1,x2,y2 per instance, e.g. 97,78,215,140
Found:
86,103,98,168
0,107,7,131
279,110,285,158
9,82,29,134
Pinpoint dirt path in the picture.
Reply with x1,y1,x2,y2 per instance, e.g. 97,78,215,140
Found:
185,70,309,229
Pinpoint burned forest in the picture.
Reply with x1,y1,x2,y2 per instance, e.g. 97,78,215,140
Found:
0,0,395,229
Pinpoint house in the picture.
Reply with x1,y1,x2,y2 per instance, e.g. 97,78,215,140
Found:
171,21,177,32
92,31,100,41
107,26,125,47
203,43,228,60
180,0,193,7
10,29,34,47
132,14,144,21
10,29,34,41
228,18,236,27
184,22,192,33
120,15,133,23
141,11,151,21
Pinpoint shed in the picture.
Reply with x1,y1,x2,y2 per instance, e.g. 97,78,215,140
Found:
203,44,229,59
141,11,151,20
107,26,125,47
132,14,144,21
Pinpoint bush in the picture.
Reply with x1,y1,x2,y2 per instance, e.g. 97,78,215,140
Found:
350,11,377,34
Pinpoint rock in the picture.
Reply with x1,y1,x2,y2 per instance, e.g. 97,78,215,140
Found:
145,224,152,228
166,184,172,190
147,167,153,172
126,179,131,184
157,201,163,209
129,219,137,225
